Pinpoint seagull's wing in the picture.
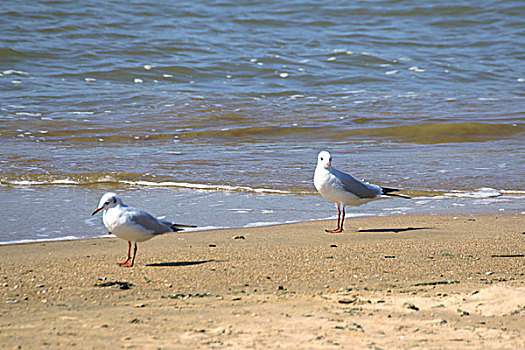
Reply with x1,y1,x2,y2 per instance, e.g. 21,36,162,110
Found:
331,167,382,199
125,208,172,235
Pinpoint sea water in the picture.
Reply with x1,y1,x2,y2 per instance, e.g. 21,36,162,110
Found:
1,0,523,243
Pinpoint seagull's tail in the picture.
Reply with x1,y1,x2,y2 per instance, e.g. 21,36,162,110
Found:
170,223,197,232
381,187,411,199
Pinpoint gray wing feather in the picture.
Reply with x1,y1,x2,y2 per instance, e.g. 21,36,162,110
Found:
127,208,172,234
331,168,382,198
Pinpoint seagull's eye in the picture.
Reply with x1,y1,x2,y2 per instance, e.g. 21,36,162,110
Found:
320,157,324,161
104,201,109,205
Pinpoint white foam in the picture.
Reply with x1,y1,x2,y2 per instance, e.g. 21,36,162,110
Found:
444,187,501,199
228,208,254,214
51,179,78,185
0,235,97,246
7,179,78,186
69,111,94,115
343,89,366,94
244,220,300,228
121,180,292,194
15,112,41,117
382,207,414,212
189,225,226,232
0,178,284,195
408,66,425,72
244,221,285,228
8,180,45,186
3,70,29,76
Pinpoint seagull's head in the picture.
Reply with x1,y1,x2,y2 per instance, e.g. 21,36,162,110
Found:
92,192,122,215
317,151,332,169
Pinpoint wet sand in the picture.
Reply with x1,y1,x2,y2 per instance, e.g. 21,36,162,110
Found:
1,214,524,349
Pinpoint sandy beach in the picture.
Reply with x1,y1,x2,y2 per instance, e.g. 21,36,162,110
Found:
1,214,524,349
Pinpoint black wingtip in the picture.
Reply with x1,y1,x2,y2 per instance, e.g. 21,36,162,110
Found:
381,187,411,199
381,187,399,194
170,224,197,232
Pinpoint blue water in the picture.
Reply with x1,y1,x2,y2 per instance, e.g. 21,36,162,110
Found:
0,0,523,243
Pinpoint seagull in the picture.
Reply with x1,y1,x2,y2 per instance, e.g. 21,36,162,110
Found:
92,192,196,267
313,151,409,233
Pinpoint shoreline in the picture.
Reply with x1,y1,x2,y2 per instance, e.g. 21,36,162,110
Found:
1,214,524,348
2,184,525,246
1,205,523,247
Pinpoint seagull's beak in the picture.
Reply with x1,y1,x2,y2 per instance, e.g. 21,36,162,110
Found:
325,162,330,168
92,207,102,216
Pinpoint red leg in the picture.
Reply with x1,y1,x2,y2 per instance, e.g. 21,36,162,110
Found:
119,241,132,266
326,205,344,233
339,207,345,231
120,242,137,267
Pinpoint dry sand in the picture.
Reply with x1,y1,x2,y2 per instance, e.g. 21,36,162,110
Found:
1,214,524,349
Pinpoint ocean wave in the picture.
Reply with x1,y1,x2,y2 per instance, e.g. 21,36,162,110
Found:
1,173,523,200
363,123,524,144
0,175,293,195
120,180,292,194
3,121,521,145
172,122,523,145
3,175,119,187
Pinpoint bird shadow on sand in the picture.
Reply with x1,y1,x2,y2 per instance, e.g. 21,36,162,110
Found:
357,227,431,234
146,260,216,267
